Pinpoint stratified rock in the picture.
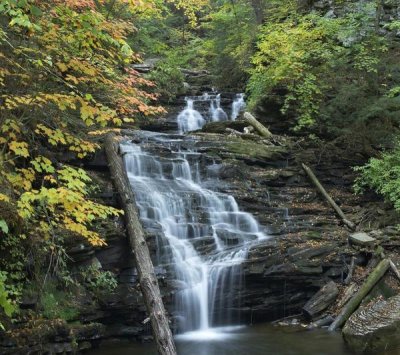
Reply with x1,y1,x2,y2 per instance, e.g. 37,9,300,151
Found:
303,281,339,319
349,232,376,247
343,295,400,353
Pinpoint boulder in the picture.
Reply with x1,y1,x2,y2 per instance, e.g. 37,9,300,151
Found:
349,232,376,247
343,295,400,353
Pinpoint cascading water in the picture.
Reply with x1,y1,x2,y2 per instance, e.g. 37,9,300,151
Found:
177,99,206,133
178,93,238,133
210,94,228,122
122,93,266,339
231,93,246,120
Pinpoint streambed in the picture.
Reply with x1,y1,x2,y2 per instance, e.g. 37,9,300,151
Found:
89,323,367,355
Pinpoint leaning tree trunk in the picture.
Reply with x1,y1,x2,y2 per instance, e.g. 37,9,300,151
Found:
244,112,272,138
104,133,177,355
302,163,356,230
328,258,390,331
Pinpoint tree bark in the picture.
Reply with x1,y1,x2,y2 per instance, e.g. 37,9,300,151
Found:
328,258,390,331
389,260,400,281
301,163,356,230
104,133,177,355
344,256,356,285
244,112,272,138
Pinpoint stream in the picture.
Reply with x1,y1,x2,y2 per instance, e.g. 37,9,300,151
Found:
91,323,353,355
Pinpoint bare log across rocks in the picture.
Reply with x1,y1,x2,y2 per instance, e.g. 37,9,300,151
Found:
243,112,272,138
329,258,390,331
104,133,177,355
307,315,334,329
344,256,356,285
303,281,339,319
301,163,356,230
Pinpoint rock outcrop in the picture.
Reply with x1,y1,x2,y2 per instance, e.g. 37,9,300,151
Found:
343,295,400,353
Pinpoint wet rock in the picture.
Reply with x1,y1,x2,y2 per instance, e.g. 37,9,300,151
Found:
303,281,339,319
288,245,336,262
349,232,376,247
343,295,400,353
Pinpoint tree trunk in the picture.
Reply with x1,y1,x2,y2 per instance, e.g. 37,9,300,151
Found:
243,112,272,138
104,133,177,355
344,256,356,285
301,163,356,230
328,258,390,331
249,0,265,24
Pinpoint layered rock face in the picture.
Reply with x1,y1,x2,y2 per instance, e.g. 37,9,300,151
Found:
3,98,396,353
71,114,385,331
343,295,400,352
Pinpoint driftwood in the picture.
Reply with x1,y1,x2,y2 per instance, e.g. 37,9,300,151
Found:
243,112,272,138
307,315,334,329
225,127,243,136
104,133,177,355
303,281,339,319
390,260,400,281
344,256,356,285
301,163,356,230
328,258,390,331
337,283,358,310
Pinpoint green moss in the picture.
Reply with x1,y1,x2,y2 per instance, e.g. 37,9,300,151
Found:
224,138,287,160
40,283,80,322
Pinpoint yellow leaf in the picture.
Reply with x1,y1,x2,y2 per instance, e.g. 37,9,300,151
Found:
0,193,10,202
8,141,29,157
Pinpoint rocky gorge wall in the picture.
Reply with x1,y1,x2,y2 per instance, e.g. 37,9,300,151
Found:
2,99,400,354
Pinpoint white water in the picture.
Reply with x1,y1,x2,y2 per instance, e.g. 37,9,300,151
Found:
231,93,246,120
178,93,242,133
210,94,228,122
177,99,206,133
123,94,265,337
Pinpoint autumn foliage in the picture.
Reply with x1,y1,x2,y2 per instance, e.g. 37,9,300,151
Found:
0,0,163,286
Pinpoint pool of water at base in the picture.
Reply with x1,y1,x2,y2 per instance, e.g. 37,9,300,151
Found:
88,323,397,355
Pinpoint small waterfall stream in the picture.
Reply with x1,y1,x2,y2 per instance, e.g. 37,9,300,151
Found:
178,93,246,133
122,93,259,339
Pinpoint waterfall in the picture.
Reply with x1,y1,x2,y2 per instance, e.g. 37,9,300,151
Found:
210,94,228,122
177,98,206,133
122,93,265,338
231,93,246,120
178,93,239,133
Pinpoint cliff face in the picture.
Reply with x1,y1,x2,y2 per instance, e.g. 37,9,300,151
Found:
2,99,398,353
70,111,389,331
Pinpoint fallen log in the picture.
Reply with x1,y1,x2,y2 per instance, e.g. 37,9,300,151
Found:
243,112,272,138
104,133,177,355
328,258,390,331
225,127,243,136
307,315,334,329
390,260,400,281
301,163,356,230
337,283,358,310
303,281,339,319
344,256,356,285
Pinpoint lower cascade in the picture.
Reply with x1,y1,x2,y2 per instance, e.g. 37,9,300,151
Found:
122,94,265,337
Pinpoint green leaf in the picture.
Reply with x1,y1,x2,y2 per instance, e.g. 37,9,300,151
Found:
30,5,42,17
0,220,9,234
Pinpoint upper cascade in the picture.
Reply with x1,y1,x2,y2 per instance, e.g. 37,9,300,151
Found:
177,93,246,133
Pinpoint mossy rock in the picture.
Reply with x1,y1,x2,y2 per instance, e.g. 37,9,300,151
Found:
201,120,249,133
223,139,287,161
343,295,400,353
